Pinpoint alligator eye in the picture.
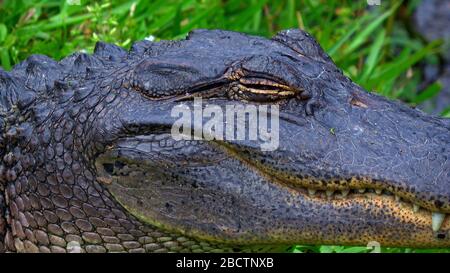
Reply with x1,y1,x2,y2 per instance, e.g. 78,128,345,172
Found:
228,77,296,102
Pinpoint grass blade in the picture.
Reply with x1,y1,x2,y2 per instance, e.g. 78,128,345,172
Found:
412,82,442,104
359,29,386,82
343,2,400,55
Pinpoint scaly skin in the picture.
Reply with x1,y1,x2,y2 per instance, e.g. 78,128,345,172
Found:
0,29,449,253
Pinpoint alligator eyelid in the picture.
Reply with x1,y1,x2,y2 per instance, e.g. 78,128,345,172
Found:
239,77,292,91
244,88,295,96
231,83,297,103
239,70,289,85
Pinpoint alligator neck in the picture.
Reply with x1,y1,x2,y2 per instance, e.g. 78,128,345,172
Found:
0,68,35,252
0,96,227,253
0,100,11,253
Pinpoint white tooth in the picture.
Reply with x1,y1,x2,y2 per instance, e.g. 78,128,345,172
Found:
308,189,316,196
326,190,334,198
375,189,382,195
341,189,350,197
413,204,420,213
432,212,446,232
395,195,401,202
358,188,366,194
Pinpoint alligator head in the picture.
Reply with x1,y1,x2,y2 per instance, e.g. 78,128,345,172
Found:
0,29,449,252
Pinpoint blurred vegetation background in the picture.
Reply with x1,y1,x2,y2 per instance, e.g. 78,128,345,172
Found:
0,0,449,253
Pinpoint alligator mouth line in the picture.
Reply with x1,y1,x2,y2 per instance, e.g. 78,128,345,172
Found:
286,186,448,233
218,143,450,235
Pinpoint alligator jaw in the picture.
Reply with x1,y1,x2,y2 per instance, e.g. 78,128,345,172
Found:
95,116,450,249
252,167,450,235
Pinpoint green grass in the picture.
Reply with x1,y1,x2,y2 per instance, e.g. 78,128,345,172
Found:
0,0,448,253
0,0,446,111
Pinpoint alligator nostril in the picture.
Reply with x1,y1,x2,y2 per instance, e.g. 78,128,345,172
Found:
103,163,114,175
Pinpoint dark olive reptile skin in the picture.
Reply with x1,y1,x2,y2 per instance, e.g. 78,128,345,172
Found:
0,29,449,252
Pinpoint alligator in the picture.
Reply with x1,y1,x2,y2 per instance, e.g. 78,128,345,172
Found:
0,29,449,253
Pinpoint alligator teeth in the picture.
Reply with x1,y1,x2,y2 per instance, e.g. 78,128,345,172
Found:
432,212,446,232
413,204,420,213
308,189,316,196
358,189,365,194
341,189,350,197
375,189,382,195
326,190,334,198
